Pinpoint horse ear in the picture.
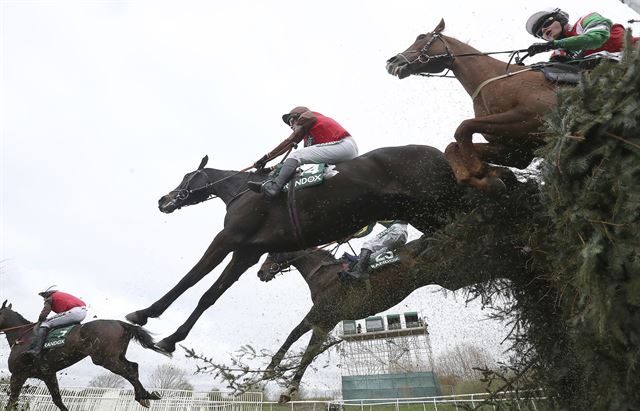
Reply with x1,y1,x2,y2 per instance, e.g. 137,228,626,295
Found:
198,155,209,170
434,18,445,33
1,300,5,308
7,303,11,309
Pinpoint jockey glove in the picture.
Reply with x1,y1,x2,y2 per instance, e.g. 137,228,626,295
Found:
527,41,557,56
254,155,269,170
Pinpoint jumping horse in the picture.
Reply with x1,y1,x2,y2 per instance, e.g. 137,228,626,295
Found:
0,300,166,410
254,225,528,403
126,145,470,354
386,19,558,193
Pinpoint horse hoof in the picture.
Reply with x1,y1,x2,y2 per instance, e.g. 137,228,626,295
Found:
155,339,176,354
137,399,151,408
482,177,507,196
125,311,148,326
278,394,292,404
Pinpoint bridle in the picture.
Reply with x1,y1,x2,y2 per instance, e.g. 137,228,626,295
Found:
167,168,252,210
393,32,531,78
395,32,455,68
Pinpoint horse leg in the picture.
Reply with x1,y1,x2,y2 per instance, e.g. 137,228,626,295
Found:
92,355,159,408
155,249,263,353
42,374,68,411
279,326,331,404
5,374,27,411
452,111,540,192
445,142,500,192
264,316,313,378
126,230,235,326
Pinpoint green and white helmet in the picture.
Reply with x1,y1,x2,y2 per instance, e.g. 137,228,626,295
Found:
526,8,569,38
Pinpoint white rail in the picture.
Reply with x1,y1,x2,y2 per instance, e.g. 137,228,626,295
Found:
0,384,263,411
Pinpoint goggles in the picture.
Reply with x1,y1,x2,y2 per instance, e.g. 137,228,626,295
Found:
536,16,556,38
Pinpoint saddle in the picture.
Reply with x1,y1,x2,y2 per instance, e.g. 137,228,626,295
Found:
43,323,80,349
531,62,581,84
271,163,338,192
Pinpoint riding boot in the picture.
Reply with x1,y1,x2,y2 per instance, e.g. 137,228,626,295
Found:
23,326,47,359
258,158,299,198
347,249,373,280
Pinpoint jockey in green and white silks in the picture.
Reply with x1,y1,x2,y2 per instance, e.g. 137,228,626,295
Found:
526,8,639,65
346,220,409,281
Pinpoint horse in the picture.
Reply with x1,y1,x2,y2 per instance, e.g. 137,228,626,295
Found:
255,227,528,403
386,19,558,193
126,145,473,354
0,300,166,410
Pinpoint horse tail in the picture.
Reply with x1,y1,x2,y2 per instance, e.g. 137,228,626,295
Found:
122,322,172,357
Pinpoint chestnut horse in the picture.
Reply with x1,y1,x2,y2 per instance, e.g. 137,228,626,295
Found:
386,19,558,193
0,301,165,410
126,145,471,354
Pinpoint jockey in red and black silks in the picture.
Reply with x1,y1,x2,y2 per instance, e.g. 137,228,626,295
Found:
248,106,358,198
23,289,88,359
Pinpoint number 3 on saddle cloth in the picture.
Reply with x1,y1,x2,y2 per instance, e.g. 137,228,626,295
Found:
341,250,401,272
271,163,338,192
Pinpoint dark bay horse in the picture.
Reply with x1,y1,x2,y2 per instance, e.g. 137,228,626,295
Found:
0,301,166,410
126,145,470,354
386,19,558,193
255,231,527,403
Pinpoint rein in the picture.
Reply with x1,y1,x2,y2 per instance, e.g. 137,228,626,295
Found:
397,32,529,79
169,164,254,206
0,323,35,334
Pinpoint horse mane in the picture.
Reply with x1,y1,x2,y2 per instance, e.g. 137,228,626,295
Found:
3,305,31,325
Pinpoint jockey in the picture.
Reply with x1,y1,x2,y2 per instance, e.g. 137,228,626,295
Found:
23,288,87,359
345,220,409,281
248,107,359,198
525,8,638,68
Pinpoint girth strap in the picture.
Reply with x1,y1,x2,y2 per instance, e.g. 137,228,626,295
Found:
286,178,306,247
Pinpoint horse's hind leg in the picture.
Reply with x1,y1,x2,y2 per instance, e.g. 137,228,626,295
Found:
5,374,27,411
155,249,263,353
126,231,235,326
92,355,159,407
42,374,68,411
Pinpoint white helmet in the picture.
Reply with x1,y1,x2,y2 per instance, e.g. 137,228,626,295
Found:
526,8,569,37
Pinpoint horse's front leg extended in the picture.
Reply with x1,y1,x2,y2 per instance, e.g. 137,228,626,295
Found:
264,316,313,378
155,249,263,353
5,374,27,411
126,231,234,326
279,326,331,404
42,374,68,411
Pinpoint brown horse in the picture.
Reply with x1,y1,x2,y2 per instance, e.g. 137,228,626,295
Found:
386,19,558,193
0,301,166,410
126,145,473,354
254,233,526,403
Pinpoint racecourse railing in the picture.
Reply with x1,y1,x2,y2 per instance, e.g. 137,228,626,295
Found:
0,384,263,411
261,391,548,411
0,385,547,411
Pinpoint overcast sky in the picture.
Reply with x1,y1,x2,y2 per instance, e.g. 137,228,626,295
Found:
1,0,637,395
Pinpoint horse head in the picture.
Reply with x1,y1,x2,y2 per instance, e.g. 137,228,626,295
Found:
158,155,214,213
257,253,293,282
386,19,454,79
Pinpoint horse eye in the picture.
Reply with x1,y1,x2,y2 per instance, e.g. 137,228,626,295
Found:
417,34,426,40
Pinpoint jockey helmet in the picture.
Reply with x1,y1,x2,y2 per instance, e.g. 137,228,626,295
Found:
38,285,57,298
526,8,569,38
282,106,309,126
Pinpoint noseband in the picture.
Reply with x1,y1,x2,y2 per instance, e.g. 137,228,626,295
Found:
396,33,454,67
